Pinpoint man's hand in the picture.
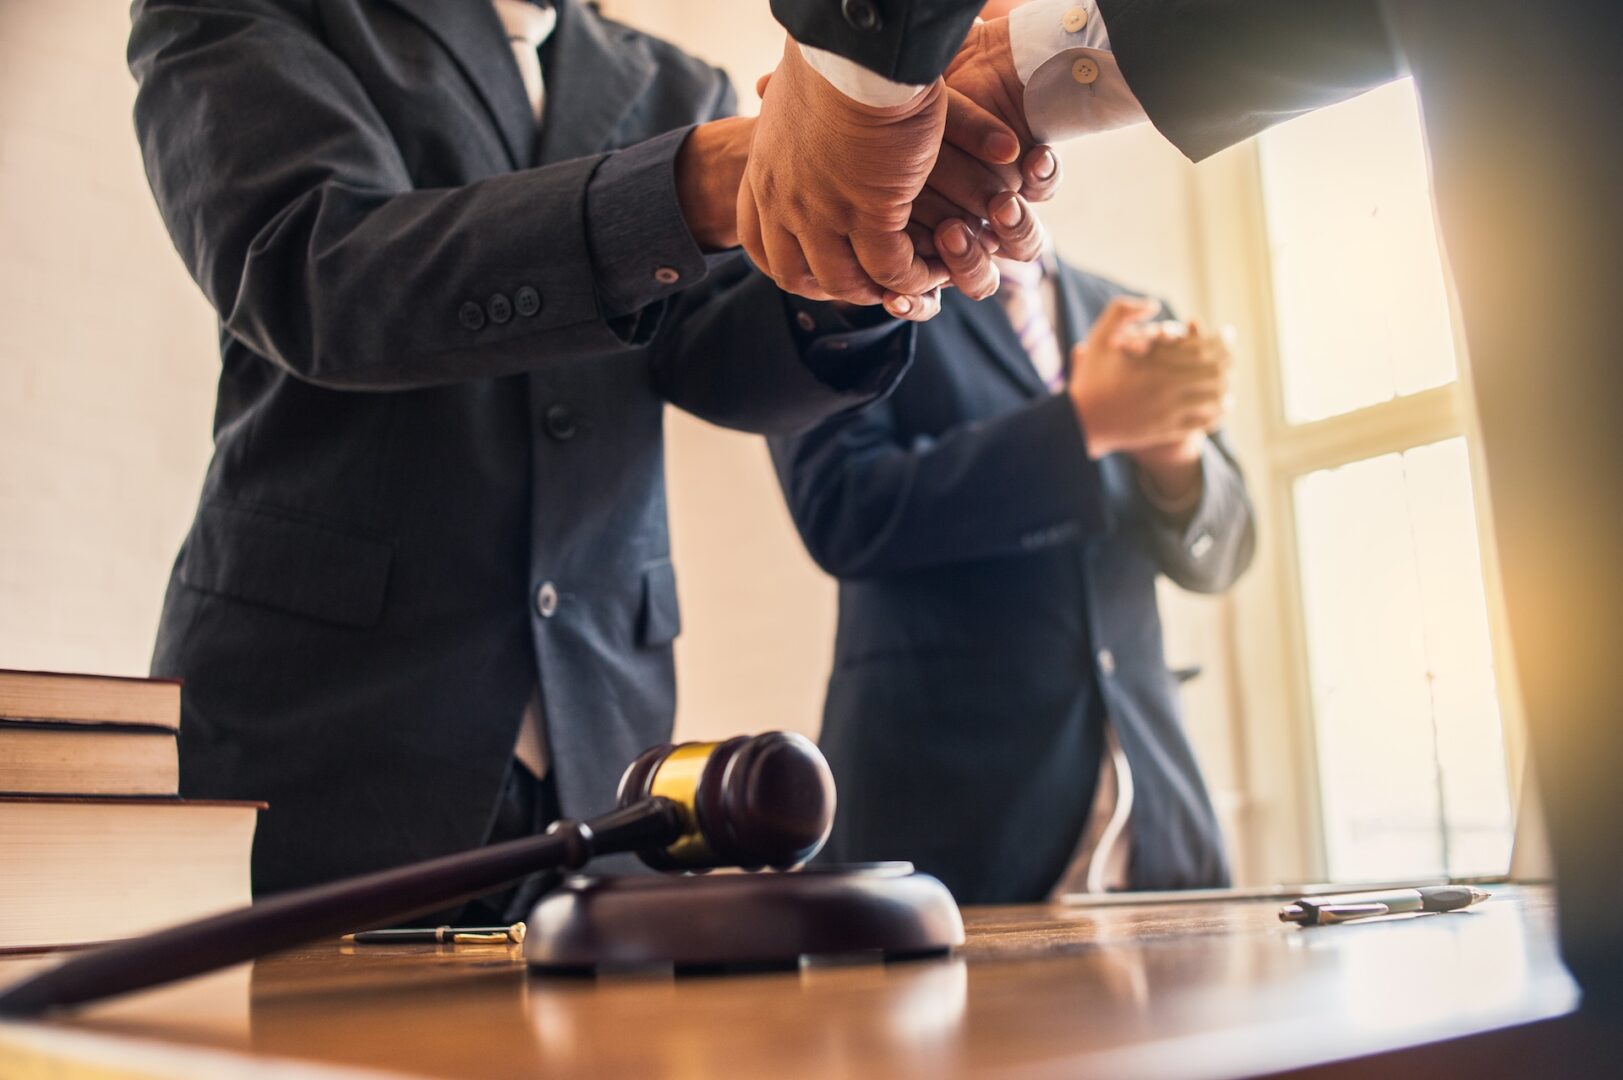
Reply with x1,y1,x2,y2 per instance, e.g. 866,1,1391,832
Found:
1069,302,1233,462
1127,322,1236,504
744,56,1054,319
738,38,956,307
943,17,1032,167
674,116,755,252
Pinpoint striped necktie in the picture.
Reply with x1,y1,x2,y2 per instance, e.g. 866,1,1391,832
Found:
492,0,557,124
995,256,1065,391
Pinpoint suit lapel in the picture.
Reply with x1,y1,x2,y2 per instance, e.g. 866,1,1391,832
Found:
533,0,656,165
951,293,1049,399
377,0,536,168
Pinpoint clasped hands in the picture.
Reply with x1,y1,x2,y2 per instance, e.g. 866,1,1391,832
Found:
676,17,1043,322
1070,298,1237,503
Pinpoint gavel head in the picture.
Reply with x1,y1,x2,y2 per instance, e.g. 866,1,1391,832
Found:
615,732,836,872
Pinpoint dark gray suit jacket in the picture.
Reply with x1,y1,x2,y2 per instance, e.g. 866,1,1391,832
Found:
771,264,1254,902
130,0,911,896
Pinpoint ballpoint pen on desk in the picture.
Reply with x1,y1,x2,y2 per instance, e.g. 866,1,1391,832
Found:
1279,886,1490,926
341,923,527,945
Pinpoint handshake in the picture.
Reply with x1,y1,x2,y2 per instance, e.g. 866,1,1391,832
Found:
675,17,1043,322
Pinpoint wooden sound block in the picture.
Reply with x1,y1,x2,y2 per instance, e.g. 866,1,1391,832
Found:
525,863,963,974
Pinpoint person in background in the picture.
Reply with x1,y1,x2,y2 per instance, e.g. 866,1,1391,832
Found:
770,103,1254,898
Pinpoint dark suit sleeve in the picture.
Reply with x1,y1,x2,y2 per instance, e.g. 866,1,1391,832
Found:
650,261,912,436
770,0,982,85
1123,434,1256,594
1097,0,1402,162
128,0,719,390
769,390,1112,579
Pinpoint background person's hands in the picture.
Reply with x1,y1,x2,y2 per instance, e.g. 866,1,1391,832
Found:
1068,301,1234,461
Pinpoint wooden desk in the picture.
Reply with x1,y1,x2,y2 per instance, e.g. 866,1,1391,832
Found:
0,885,1593,1079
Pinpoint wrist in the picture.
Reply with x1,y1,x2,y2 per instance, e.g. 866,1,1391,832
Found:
1135,447,1204,503
675,117,752,252
1069,386,1115,460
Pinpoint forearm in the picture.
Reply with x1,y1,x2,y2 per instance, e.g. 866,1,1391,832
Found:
653,262,914,437
771,393,1111,579
770,0,983,86
1095,0,1398,161
130,2,740,391
1133,437,1256,593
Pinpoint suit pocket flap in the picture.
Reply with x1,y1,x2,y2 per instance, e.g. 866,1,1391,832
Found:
638,560,681,647
180,502,393,628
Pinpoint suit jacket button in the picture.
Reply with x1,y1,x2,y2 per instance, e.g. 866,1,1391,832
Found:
544,404,578,441
1097,648,1116,676
515,286,542,317
488,293,513,324
458,301,486,331
536,581,559,618
841,0,882,32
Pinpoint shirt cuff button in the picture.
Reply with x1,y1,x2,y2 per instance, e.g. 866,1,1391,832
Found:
1062,7,1089,32
653,266,681,285
1072,57,1100,85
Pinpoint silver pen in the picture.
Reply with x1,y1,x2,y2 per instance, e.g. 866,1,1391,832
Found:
1279,885,1490,926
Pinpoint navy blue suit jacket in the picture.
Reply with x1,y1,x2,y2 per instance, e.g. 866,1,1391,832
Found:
131,0,910,896
770,264,1254,902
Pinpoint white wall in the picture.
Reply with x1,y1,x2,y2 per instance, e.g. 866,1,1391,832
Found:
0,0,1254,876
0,0,219,678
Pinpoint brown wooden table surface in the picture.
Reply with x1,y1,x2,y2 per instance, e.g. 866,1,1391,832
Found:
0,884,1594,1079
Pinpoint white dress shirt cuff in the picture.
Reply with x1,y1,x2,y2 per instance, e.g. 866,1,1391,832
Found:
798,42,929,108
1008,0,1147,142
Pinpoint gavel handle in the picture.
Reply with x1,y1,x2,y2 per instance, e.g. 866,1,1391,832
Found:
0,798,684,1017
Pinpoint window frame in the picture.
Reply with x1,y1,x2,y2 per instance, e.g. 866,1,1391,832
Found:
1187,98,1525,884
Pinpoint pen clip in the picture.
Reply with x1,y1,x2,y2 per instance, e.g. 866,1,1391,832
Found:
1315,903,1392,924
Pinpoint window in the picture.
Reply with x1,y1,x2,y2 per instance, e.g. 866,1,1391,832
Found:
1254,80,1513,881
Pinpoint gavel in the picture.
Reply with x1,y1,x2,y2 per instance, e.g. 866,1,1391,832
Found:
0,731,836,1017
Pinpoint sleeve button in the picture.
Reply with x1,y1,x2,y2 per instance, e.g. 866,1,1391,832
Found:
653,266,681,285
487,292,513,324
514,286,541,317
795,311,817,333
544,403,578,441
841,0,882,33
458,301,487,331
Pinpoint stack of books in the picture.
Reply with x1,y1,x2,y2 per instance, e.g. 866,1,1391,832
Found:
0,669,260,952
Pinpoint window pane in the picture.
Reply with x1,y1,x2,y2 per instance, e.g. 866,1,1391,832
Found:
1259,80,1458,424
1294,439,1512,881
